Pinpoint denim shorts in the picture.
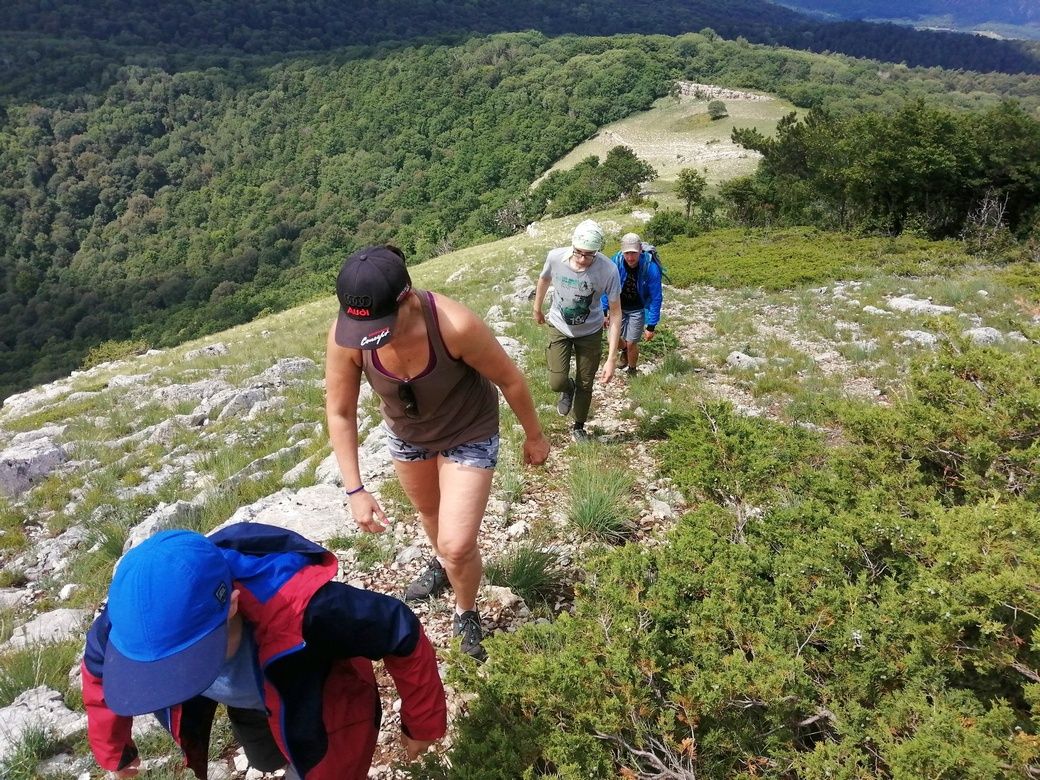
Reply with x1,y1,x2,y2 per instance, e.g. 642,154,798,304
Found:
620,309,646,342
384,427,500,469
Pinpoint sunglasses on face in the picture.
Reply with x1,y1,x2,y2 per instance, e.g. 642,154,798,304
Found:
398,381,419,419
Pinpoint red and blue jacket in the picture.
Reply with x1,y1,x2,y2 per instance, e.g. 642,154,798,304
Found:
82,523,446,779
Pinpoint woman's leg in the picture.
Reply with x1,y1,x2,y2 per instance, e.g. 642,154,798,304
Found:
394,456,455,600
392,456,442,548
434,456,494,613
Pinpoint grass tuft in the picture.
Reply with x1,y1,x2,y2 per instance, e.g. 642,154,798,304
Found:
0,640,82,708
485,544,562,606
567,448,637,542
0,725,60,780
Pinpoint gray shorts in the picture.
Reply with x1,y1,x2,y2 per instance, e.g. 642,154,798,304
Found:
385,428,500,469
620,309,646,343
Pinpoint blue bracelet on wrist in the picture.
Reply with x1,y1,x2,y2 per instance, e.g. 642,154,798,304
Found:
345,485,366,496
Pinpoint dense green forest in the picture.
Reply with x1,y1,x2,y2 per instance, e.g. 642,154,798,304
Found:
1,0,1038,104
3,27,1040,400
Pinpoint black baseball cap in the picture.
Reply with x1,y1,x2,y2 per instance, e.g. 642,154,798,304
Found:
334,246,412,349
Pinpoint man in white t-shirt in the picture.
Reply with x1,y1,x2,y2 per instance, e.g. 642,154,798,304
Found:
533,219,622,441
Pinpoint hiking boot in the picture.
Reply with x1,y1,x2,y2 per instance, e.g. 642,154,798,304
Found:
453,610,488,661
571,425,591,443
626,366,638,376
556,378,575,417
404,558,451,602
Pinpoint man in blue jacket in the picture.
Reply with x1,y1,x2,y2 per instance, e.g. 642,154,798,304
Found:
82,524,446,779
603,232,664,376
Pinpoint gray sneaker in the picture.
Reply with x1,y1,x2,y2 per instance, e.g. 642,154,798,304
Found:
404,558,451,602
571,426,591,443
453,610,488,661
556,378,575,416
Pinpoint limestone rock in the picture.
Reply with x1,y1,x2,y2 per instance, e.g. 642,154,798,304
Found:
124,500,199,552
0,438,68,497
253,357,317,386
900,330,939,348
726,351,767,370
886,295,955,316
0,687,87,764
184,342,229,360
962,326,1004,346
215,484,354,544
3,608,89,650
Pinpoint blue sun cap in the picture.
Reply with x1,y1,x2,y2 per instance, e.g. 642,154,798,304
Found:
102,530,233,715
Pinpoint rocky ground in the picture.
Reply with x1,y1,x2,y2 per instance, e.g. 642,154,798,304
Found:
1,216,1035,778
0,262,690,779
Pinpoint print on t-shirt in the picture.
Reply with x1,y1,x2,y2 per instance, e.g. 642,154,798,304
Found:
556,276,595,326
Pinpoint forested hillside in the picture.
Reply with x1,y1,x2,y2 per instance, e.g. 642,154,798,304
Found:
2,28,1040,400
1,0,1038,104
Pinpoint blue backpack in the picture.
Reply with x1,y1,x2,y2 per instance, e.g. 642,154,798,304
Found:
641,242,671,284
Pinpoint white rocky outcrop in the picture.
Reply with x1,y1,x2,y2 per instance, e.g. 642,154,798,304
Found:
962,326,1004,346
900,330,939,348
252,357,317,386
726,351,767,370
0,384,71,417
2,608,89,650
0,437,68,497
26,524,90,580
0,687,87,763
124,500,201,552
150,378,234,409
675,81,771,101
886,295,955,316
184,342,229,360
214,484,356,543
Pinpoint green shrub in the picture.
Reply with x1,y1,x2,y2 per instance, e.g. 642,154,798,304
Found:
842,339,1040,504
636,325,681,361
997,261,1040,300
660,228,973,291
0,499,26,552
426,498,1040,778
419,345,1040,778
341,533,396,571
644,209,697,246
658,400,822,511
0,568,27,589
80,338,150,369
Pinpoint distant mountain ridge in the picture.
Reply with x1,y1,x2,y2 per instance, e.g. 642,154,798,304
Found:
778,0,1040,30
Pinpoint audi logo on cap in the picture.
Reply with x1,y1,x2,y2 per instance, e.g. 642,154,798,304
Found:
342,294,373,308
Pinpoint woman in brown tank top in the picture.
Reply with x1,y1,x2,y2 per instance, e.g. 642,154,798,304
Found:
325,245,550,660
